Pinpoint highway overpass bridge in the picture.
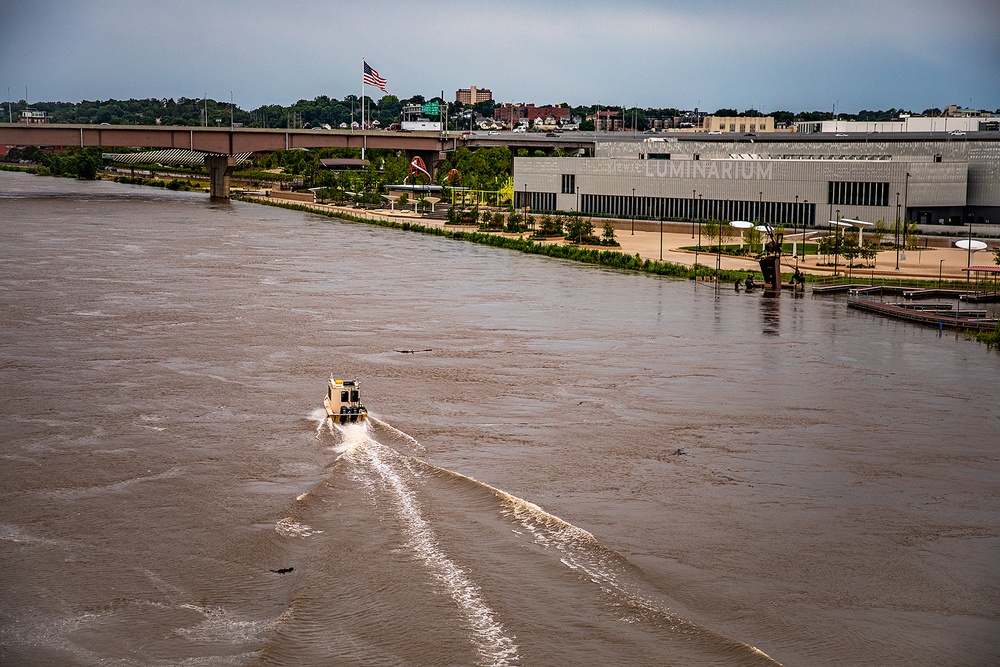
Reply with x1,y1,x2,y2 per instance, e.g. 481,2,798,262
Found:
0,123,592,197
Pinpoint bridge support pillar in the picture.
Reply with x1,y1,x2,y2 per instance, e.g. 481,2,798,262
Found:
205,154,237,199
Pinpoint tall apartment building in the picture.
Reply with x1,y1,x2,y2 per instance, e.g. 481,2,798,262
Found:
455,86,493,105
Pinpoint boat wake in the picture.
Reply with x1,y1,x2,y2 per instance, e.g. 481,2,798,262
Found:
347,431,520,667
268,413,781,666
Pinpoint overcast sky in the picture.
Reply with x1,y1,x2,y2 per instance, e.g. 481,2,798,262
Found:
2,0,998,114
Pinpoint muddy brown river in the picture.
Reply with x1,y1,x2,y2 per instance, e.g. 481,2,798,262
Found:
1,171,998,666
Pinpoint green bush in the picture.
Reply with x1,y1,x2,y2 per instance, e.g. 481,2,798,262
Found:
975,323,1000,349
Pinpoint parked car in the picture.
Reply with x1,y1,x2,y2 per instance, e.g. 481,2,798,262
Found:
836,133,848,137
950,130,966,136
708,131,722,135
545,132,557,137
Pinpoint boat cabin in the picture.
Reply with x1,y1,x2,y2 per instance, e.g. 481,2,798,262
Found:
325,378,368,423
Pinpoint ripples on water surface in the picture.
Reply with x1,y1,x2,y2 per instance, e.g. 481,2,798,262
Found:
1,172,998,666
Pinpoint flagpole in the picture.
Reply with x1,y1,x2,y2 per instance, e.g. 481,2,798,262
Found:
361,58,366,160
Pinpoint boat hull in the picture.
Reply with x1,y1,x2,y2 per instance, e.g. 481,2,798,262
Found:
324,397,368,424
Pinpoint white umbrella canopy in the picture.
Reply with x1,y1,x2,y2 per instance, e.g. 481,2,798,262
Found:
841,218,874,244
730,220,753,248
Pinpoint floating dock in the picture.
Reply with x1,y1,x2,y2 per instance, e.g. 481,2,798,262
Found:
848,291,998,331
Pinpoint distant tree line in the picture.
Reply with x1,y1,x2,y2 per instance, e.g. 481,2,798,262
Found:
8,97,992,132
3,95,448,130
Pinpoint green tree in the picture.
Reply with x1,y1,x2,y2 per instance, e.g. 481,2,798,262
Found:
505,212,522,233
473,99,496,117
771,110,795,126
718,219,732,246
602,221,617,244
437,146,511,192
818,234,835,261
872,218,890,246
904,220,919,248
702,219,720,249
744,226,762,255
840,237,861,267
479,208,493,228
536,214,561,237
564,214,594,244
862,240,880,267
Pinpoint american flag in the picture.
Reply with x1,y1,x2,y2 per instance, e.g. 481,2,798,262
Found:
363,61,387,94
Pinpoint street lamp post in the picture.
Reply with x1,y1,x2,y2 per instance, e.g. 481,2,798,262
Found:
523,183,529,231
659,216,663,261
896,192,905,271
632,188,636,235
802,199,810,268
695,220,700,272
902,172,910,261
691,189,696,238
716,218,722,286
794,194,799,258
834,209,841,277
939,259,944,288
967,214,974,293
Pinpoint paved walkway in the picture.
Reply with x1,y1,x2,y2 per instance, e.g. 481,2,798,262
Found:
612,229,984,282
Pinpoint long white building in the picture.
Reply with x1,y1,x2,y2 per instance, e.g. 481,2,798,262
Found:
513,134,1000,228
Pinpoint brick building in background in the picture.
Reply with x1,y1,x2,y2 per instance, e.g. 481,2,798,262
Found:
455,86,493,105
